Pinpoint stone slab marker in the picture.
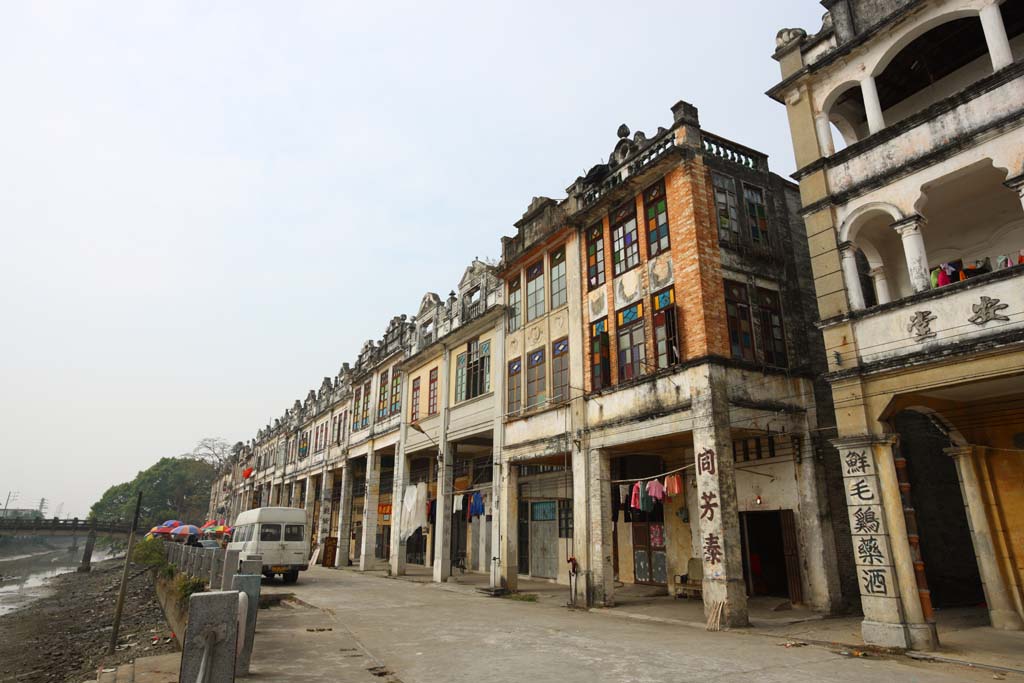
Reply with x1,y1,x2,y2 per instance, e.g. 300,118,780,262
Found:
178,591,238,683
231,574,261,676
239,558,262,576
202,548,216,580
209,548,224,589
220,549,241,591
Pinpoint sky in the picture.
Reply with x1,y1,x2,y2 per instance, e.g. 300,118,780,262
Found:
0,1,827,519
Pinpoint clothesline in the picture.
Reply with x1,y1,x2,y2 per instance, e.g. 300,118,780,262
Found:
607,464,693,484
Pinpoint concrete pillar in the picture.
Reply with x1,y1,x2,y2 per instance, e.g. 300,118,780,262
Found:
840,243,866,311
981,2,1014,71
179,592,238,683
337,461,353,567
861,76,885,135
488,329,506,591
433,442,455,582
498,460,518,592
793,432,843,612
359,452,381,571
814,112,835,156
303,476,317,545
390,440,410,576
317,471,334,561
571,444,590,606
78,530,97,573
689,363,748,628
220,549,241,591
869,266,891,305
891,215,931,293
948,447,1024,630
231,573,261,676
586,448,615,607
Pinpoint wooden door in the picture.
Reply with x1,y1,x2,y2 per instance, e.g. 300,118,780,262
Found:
780,509,803,604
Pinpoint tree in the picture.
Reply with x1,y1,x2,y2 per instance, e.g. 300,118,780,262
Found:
89,457,216,530
183,437,241,473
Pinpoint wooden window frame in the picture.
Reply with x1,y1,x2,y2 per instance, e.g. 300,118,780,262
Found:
617,319,646,382
377,369,390,419
551,338,569,403
526,261,546,322
410,377,421,422
724,280,755,362
590,319,611,391
549,247,567,310
712,173,740,244
652,288,680,369
507,357,522,415
507,277,522,332
427,368,439,416
526,348,546,408
643,180,670,257
390,371,402,415
586,223,606,291
610,201,640,277
743,184,770,245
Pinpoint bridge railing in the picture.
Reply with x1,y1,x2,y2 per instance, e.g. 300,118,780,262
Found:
0,516,133,534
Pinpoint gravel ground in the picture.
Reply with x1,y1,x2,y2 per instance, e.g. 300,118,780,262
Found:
0,558,178,683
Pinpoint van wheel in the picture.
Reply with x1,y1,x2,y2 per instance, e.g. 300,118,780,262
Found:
283,570,299,584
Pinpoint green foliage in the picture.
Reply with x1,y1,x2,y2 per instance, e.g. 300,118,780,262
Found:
174,574,207,606
89,456,216,531
132,537,167,568
160,563,176,580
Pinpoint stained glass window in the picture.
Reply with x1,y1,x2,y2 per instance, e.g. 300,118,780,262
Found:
756,287,787,367
361,381,371,427
377,370,390,419
652,288,679,369
587,223,606,290
590,318,610,391
550,247,567,309
644,181,670,256
724,280,754,362
428,368,438,415
526,261,545,322
713,173,740,244
610,201,640,277
411,378,421,422
390,370,402,415
526,348,546,408
616,302,643,326
617,320,646,381
743,185,769,245
352,388,361,430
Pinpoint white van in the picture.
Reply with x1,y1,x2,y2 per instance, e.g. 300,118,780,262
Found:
229,507,309,583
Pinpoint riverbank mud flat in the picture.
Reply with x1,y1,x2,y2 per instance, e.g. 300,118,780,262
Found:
0,558,178,683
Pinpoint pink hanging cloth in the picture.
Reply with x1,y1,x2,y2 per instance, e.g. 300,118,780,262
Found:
630,481,641,510
646,478,665,502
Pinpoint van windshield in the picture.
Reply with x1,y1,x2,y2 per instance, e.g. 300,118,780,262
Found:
259,524,282,542
285,525,304,542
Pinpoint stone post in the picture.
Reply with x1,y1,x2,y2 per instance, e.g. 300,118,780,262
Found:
586,448,615,607
202,548,216,583
231,574,261,676
239,558,262,575
981,1,1014,71
78,530,97,573
179,591,238,683
336,461,354,567
432,442,455,582
359,451,381,571
947,446,1024,630
209,547,223,589
390,441,410,576
839,242,866,311
860,76,885,135
498,460,518,592
221,549,241,591
689,363,748,628
813,112,835,156
891,215,931,293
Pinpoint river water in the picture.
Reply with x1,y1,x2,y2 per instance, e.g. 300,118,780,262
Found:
0,546,112,616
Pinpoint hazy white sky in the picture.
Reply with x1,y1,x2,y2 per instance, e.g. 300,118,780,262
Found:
0,1,826,518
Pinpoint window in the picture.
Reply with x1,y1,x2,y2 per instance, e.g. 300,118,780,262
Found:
713,173,740,244
652,289,680,369
558,499,573,539
360,381,371,427
644,181,670,256
755,288,787,367
526,348,546,408
464,286,482,320
462,339,490,401
590,319,611,391
377,370,390,419
428,368,438,415
454,352,466,402
259,524,282,542
352,388,361,430
411,378,421,422
507,358,522,415
743,185,769,245
507,277,522,332
526,261,545,321
551,338,569,403
616,302,646,381
390,371,402,415
586,223,606,290
298,430,309,459
610,201,640,276
285,524,304,542
421,319,434,346
725,280,755,362
549,247,567,309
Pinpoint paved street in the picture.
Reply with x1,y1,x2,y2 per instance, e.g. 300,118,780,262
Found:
257,567,1006,683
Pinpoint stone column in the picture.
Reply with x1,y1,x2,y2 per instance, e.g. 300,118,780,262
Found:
586,448,615,607
869,266,891,305
947,447,1024,630
839,242,866,311
359,452,381,571
814,112,835,156
432,442,455,582
220,548,241,591
571,443,590,607
336,461,353,567
689,363,747,627
498,460,518,592
892,215,931,293
981,1,1014,71
390,440,410,576
317,471,334,561
860,76,885,135
793,432,843,612
303,476,317,548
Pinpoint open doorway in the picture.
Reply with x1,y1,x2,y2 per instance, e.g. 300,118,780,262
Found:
740,510,803,602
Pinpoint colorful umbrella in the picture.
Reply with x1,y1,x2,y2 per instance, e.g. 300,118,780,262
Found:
171,524,200,537
200,520,217,529
149,526,172,535
160,520,183,528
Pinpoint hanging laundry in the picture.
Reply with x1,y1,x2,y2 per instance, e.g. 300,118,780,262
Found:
466,494,472,521
630,481,641,510
646,478,665,502
399,484,419,541
639,481,653,513
611,485,620,522
470,492,485,517
664,473,682,497
619,484,629,505
411,482,428,531
453,493,463,512
427,499,436,525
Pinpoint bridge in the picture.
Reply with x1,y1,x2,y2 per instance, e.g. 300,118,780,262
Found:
0,517,135,538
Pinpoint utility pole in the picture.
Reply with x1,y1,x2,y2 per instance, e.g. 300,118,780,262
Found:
3,491,18,519
108,491,142,655
38,498,48,517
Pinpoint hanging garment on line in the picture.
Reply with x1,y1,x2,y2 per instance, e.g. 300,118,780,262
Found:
611,486,620,523
630,481,641,510
470,492,485,517
399,484,418,542
665,473,683,497
453,494,463,512
619,484,629,505
411,482,428,531
427,499,436,525
646,478,665,502
639,481,653,513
